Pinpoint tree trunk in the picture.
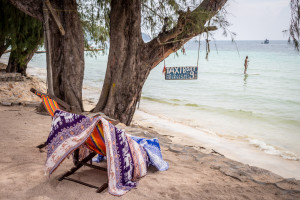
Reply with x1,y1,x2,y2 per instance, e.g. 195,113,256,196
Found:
93,0,151,125
0,44,10,58
46,0,85,112
6,50,18,73
93,0,228,125
9,0,85,112
0,38,10,58
6,45,38,75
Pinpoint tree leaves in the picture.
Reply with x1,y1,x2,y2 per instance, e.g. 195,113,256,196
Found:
0,0,43,64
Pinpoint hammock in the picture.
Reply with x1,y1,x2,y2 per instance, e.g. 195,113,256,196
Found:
32,89,168,196
32,89,106,157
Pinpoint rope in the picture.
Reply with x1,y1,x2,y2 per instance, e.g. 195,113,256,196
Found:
196,34,201,67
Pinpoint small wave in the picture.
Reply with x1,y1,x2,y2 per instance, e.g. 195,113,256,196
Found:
141,96,300,127
170,98,182,102
142,96,180,106
227,109,254,116
185,103,199,107
141,96,269,120
248,139,299,161
204,71,260,76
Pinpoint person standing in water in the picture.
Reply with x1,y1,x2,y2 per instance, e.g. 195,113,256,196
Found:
244,56,249,74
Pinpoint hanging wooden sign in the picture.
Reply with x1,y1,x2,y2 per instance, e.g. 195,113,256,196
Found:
165,66,198,80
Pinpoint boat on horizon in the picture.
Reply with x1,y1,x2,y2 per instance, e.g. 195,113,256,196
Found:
263,39,269,44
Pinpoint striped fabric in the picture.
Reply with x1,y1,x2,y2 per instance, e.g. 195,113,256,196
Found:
33,91,44,98
33,90,106,156
42,96,60,117
33,90,60,117
85,122,106,156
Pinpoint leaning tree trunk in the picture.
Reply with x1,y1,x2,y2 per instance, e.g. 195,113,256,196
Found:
6,50,18,73
46,0,85,112
6,45,38,75
93,0,151,125
0,38,10,58
0,44,10,58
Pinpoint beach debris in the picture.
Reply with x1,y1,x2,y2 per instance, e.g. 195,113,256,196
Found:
213,161,300,194
208,157,300,194
169,144,184,153
1,101,12,106
211,149,224,157
23,101,40,107
0,73,25,82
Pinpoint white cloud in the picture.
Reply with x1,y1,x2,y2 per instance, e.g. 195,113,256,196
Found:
214,0,291,40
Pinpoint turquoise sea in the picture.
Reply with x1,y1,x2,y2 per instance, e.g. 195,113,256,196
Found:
22,40,300,175
140,40,300,161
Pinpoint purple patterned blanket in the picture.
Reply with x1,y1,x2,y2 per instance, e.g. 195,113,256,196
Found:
45,110,167,196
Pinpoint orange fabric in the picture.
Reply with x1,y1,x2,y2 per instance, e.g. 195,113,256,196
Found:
42,96,60,117
85,122,106,156
33,90,106,156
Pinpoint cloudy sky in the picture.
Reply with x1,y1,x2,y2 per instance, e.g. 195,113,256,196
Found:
214,0,291,40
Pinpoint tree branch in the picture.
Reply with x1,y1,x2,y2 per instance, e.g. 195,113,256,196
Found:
145,0,227,69
148,0,227,47
9,0,43,21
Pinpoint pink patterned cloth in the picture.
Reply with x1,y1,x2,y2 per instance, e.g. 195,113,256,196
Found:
45,110,148,196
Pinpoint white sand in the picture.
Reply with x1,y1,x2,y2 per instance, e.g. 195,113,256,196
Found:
1,105,300,200
1,66,300,199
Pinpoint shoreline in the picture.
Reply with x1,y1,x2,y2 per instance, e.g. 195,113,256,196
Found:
1,58,300,180
133,109,300,180
1,70,300,198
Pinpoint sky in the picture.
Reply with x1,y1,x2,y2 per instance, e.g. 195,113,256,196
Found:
214,0,291,40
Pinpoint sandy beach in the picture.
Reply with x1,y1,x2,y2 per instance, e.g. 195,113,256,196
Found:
1,74,300,200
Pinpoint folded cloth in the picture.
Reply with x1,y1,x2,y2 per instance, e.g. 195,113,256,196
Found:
130,135,169,171
45,110,167,196
92,154,105,163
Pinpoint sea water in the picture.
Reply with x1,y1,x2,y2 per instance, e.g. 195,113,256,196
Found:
11,40,300,178
137,41,300,178
141,40,300,160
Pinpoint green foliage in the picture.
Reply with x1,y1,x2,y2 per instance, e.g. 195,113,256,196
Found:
0,0,43,64
76,0,232,48
141,0,183,37
141,0,232,41
77,0,110,56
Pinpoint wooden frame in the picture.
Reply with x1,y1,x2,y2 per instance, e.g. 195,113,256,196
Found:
58,150,108,193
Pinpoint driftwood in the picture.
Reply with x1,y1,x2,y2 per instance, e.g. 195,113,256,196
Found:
211,149,224,157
